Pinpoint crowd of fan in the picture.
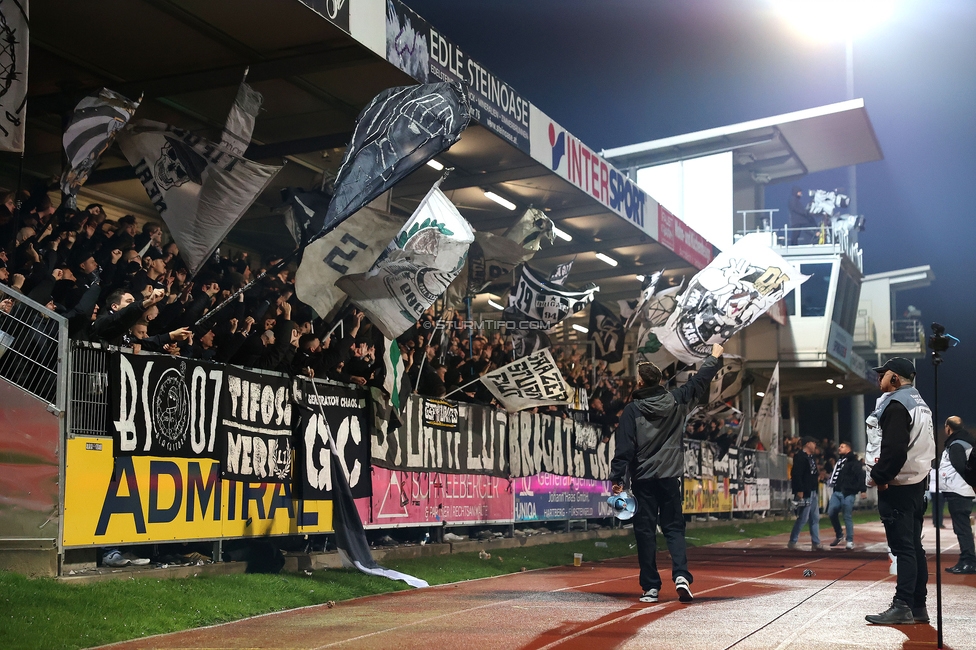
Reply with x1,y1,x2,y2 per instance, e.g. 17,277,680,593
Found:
783,435,842,480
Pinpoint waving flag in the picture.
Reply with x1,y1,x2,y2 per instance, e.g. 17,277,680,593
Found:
60,88,140,205
588,301,625,362
655,233,809,364
220,76,262,156
755,363,781,451
309,82,470,242
509,264,598,327
0,0,28,152
117,121,282,276
480,349,571,412
337,182,474,339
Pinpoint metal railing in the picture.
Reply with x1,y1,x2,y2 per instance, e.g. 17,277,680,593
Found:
733,223,863,272
0,283,68,412
892,319,924,345
853,313,877,347
67,341,113,437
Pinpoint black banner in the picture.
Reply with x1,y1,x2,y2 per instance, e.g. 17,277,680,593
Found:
371,395,508,477
293,379,372,499
109,353,224,459
220,368,294,483
507,412,614,480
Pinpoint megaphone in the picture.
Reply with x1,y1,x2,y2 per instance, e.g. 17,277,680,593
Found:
607,491,637,521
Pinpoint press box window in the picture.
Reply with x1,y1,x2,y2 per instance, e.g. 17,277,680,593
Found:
799,263,833,318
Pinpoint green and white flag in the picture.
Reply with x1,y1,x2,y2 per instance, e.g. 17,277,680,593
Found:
383,338,410,417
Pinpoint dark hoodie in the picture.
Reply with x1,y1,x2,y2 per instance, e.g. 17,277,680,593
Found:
610,355,720,483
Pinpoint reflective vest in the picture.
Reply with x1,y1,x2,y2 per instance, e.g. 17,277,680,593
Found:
939,437,975,498
868,386,935,486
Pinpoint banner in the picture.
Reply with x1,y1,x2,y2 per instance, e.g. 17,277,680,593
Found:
655,233,809,364
220,79,261,156
588,301,625,363
509,264,597,326
549,259,573,286
0,0,27,152
755,363,781,452
501,307,551,360
513,473,613,522
61,88,140,202
337,184,474,339
294,203,406,318
360,467,514,527
117,120,282,276
313,82,470,242
481,348,571,412
292,379,372,499
220,368,293,483
371,395,508,477
109,352,224,459
508,413,614,480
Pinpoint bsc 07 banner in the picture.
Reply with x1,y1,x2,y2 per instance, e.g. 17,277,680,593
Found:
293,378,372,500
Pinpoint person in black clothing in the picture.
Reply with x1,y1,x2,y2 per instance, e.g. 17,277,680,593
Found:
90,288,165,345
788,186,817,245
788,437,824,551
826,441,867,549
939,416,975,574
610,343,724,604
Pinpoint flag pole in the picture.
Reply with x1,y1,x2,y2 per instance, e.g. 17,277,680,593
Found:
194,245,301,327
444,376,483,399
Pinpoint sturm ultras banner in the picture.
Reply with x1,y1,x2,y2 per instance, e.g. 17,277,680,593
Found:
219,367,294,483
655,233,809,364
508,412,614,481
292,378,372,500
109,352,224,460
371,394,508,478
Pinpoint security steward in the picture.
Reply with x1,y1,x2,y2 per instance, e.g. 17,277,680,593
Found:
940,416,976,574
865,358,936,626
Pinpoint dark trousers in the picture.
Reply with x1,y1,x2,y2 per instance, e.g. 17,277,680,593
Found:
944,492,976,565
878,481,927,607
929,491,944,527
631,477,691,592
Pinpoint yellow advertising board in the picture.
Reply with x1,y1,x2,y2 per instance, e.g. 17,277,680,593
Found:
63,436,333,547
682,477,733,514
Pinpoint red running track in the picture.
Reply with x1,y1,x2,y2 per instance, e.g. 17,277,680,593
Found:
101,521,976,650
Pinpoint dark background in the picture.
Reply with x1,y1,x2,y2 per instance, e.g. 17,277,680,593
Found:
403,0,976,431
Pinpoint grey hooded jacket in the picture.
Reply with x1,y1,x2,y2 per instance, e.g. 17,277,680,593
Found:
610,355,721,483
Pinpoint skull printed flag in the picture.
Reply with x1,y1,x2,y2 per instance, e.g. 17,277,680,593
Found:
117,120,282,276
654,233,809,364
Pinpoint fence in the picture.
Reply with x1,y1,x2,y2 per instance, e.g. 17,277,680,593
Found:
0,283,69,412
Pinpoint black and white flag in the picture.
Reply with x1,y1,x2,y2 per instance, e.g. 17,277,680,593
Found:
220,77,262,156
655,233,809,364
0,0,27,152
108,353,224,459
117,121,282,276
480,348,571,412
60,88,140,205
294,201,406,318
501,307,551,360
755,363,780,452
220,367,293,483
587,301,625,363
310,82,470,242
292,378,371,499
549,258,574,286
337,183,473,339
507,411,614,480
508,264,597,326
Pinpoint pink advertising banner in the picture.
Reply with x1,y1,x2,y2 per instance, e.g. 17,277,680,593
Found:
358,467,514,527
657,204,714,270
513,472,614,522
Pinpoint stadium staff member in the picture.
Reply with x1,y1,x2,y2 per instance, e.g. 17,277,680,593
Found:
610,343,723,605
865,358,935,626
939,417,976,574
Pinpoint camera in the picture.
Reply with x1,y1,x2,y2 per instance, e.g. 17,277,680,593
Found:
928,322,959,354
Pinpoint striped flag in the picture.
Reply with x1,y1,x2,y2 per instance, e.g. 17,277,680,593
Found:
60,88,140,202
383,338,410,418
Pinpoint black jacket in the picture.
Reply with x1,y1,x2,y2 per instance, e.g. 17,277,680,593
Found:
827,451,866,496
791,449,819,496
610,355,720,483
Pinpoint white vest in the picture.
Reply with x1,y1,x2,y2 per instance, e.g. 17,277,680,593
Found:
864,396,885,487
939,437,975,498
868,385,935,486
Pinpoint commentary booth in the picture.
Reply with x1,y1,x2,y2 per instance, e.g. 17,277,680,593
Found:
0,0,784,576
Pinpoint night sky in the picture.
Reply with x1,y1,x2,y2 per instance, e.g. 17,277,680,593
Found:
403,0,976,426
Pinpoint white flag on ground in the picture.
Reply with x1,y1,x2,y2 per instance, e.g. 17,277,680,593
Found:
480,348,571,412
337,183,474,340
755,363,781,452
117,120,282,277
0,0,28,152
60,88,140,203
295,202,406,318
220,78,262,156
654,233,809,364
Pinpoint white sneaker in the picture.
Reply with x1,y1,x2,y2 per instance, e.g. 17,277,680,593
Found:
845,542,854,550
639,588,659,603
102,550,130,568
122,552,150,566
675,576,694,602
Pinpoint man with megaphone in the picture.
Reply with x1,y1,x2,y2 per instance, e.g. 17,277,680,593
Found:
610,343,724,604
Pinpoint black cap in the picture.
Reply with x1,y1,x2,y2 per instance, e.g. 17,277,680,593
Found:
873,357,916,379
144,246,166,261
801,436,818,447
